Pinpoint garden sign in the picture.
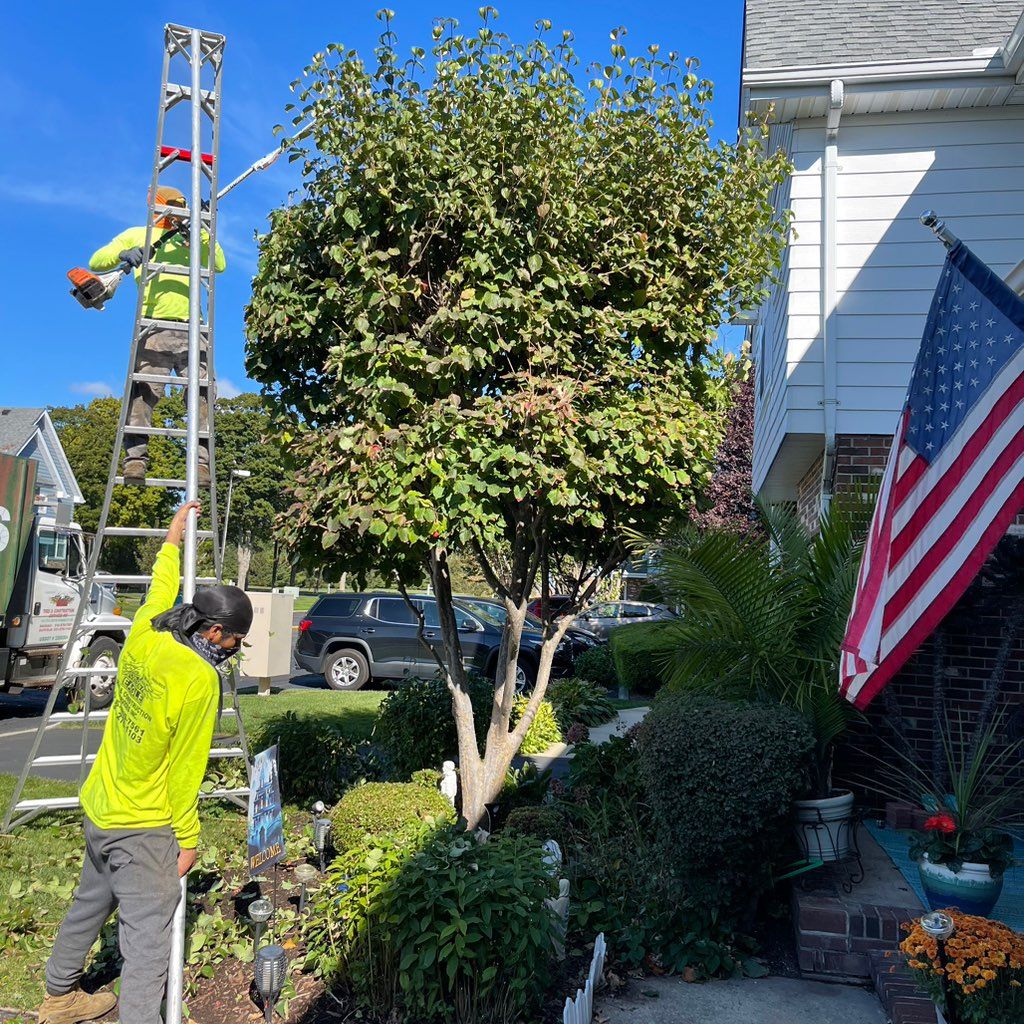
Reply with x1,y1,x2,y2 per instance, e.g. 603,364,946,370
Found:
247,744,286,877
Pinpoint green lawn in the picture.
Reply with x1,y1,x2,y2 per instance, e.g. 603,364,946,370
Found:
233,688,385,743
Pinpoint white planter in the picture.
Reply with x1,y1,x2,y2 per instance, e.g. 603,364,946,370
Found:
793,790,855,863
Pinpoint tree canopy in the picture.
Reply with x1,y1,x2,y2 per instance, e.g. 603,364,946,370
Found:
245,9,790,822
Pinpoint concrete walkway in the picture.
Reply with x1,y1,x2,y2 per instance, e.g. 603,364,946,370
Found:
598,975,886,1024
527,705,649,771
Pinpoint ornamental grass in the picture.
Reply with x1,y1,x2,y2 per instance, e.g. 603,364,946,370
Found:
901,911,1024,1024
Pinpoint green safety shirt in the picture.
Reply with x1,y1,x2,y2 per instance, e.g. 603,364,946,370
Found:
81,543,220,849
89,227,226,323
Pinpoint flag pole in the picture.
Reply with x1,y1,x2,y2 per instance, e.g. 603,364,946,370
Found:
920,210,958,249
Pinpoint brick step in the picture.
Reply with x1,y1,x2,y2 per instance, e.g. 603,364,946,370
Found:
869,949,938,1024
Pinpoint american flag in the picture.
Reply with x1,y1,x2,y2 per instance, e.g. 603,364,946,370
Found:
840,241,1024,709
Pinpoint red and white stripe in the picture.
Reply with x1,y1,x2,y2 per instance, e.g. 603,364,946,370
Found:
840,346,1024,708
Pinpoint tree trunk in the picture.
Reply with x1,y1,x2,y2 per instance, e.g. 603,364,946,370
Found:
236,542,253,591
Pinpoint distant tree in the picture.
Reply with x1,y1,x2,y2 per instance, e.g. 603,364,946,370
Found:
246,11,789,825
691,364,757,535
51,398,178,572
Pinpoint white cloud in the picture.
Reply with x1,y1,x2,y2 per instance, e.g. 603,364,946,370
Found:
218,377,242,399
70,381,115,398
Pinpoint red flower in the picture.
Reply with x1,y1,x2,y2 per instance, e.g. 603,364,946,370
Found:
923,813,957,835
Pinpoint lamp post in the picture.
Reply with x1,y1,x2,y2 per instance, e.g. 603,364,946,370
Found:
920,911,958,1024
221,468,251,562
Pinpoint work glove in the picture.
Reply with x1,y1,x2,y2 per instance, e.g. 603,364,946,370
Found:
118,247,145,269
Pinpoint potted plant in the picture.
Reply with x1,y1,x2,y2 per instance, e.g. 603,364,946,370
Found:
653,496,870,861
901,910,1024,1024
864,713,1022,915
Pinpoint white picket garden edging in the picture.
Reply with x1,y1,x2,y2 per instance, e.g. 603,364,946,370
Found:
562,933,606,1024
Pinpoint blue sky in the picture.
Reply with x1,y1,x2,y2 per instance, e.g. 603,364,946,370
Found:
1,0,744,409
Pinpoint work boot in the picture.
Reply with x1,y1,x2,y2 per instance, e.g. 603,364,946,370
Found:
122,459,147,485
198,463,211,488
38,987,117,1024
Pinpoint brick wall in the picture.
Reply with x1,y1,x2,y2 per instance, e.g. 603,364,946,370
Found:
796,453,824,532
821,435,1024,802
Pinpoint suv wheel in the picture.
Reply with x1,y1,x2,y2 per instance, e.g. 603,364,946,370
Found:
323,649,370,691
516,660,536,695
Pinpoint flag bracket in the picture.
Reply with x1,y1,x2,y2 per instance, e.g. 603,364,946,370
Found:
920,210,958,249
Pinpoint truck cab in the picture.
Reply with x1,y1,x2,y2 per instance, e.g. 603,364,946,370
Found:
1,514,131,708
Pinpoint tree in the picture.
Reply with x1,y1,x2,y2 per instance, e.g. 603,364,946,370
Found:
52,398,178,572
212,393,292,589
245,10,789,825
690,361,758,534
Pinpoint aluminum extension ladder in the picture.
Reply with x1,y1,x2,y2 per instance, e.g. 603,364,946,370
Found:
3,24,251,836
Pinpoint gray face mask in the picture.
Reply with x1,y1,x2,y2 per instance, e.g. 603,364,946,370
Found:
189,631,238,667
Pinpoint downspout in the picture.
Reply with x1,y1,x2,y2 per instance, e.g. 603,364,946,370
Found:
819,79,844,515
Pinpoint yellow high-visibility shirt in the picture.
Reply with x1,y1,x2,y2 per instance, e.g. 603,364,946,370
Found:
81,543,220,848
89,226,226,323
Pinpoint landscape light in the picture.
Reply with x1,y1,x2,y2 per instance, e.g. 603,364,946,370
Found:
254,944,287,1024
920,911,955,941
312,800,330,872
293,862,319,914
248,898,273,955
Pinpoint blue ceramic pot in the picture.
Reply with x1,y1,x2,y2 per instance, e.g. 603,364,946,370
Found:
918,854,1003,917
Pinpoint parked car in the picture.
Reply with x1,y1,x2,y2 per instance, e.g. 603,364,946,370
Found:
526,595,575,620
575,601,677,637
294,593,577,692
455,596,605,664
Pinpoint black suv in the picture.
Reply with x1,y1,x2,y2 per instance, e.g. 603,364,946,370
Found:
295,593,590,692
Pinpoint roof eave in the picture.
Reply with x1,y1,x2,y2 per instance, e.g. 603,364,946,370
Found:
1001,9,1024,76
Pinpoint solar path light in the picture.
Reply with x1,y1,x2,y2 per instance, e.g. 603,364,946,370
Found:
254,944,287,1024
312,800,331,872
248,898,273,957
293,862,319,915
920,912,958,1024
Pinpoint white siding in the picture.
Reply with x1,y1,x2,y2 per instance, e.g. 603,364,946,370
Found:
753,104,1024,496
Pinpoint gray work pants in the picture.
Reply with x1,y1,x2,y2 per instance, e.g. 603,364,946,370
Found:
126,327,209,467
46,817,182,1024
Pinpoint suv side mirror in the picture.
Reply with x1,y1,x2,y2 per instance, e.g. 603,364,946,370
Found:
457,619,480,633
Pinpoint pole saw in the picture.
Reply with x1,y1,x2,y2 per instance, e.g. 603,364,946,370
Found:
66,121,314,310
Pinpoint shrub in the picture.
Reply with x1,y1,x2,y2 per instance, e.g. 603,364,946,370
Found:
636,693,814,914
252,710,383,805
609,622,674,695
490,763,552,831
566,722,590,745
329,782,454,851
572,645,617,689
503,805,568,848
373,674,492,777
547,677,616,731
306,827,557,1022
511,697,563,754
410,768,443,791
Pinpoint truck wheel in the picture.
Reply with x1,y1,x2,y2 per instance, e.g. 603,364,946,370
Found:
323,649,370,691
78,637,121,710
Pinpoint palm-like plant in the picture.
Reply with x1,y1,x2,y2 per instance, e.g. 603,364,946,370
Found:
651,496,870,798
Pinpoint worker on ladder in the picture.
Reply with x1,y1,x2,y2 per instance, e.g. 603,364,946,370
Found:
38,502,252,1024
88,185,226,487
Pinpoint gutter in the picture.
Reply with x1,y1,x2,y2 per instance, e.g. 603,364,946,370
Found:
819,79,844,516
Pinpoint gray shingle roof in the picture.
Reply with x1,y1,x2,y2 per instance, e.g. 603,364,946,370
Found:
744,0,1022,70
0,408,43,455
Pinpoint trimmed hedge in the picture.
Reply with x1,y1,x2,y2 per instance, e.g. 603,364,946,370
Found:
609,621,675,695
572,645,617,689
328,781,454,850
503,804,568,848
637,692,814,912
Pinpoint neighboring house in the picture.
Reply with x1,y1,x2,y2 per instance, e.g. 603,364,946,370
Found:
741,0,1024,521
0,408,84,522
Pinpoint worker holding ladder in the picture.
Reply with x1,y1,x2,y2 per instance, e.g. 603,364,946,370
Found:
38,502,253,1024
85,185,226,487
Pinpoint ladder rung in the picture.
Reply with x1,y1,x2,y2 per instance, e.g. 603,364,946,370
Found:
33,754,96,768
208,747,246,758
104,527,215,539
14,797,81,812
131,374,212,388
165,83,217,105
114,476,186,488
145,262,212,278
123,426,210,438
62,666,119,677
201,788,250,800
139,318,209,335
160,144,215,167
49,710,111,723
98,574,217,585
